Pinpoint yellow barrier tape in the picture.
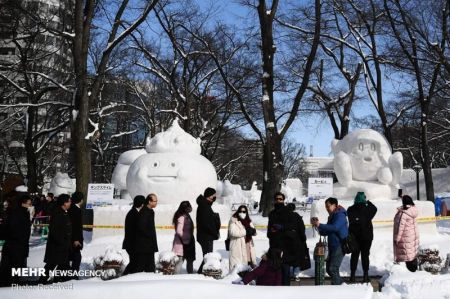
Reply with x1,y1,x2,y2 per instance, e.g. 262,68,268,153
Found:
31,216,450,229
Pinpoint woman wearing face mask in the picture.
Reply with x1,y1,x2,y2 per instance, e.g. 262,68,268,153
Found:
172,201,196,273
228,205,257,271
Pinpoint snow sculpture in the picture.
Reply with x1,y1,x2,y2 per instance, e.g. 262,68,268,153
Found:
126,120,217,204
49,172,75,197
111,149,146,199
332,129,403,200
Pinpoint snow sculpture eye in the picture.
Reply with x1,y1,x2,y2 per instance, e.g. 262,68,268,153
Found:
174,138,179,144
371,143,376,151
358,143,364,151
152,161,159,168
171,162,176,167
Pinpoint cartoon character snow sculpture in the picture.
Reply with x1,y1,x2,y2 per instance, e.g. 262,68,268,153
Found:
126,120,217,205
49,172,76,197
332,129,403,200
111,149,147,200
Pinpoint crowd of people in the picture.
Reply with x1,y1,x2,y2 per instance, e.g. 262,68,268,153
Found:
0,186,421,287
0,191,85,286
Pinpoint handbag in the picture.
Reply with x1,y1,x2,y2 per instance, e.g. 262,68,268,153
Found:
341,233,359,254
314,236,326,257
299,243,311,270
225,238,230,251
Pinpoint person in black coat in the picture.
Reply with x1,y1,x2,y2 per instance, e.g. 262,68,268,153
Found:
122,195,145,275
347,192,377,283
134,193,158,273
267,192,306,286
68,191,84,275
196,187,220,274
43,194,72,283
0,194,32,286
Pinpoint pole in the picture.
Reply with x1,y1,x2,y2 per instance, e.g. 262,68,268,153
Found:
416,170,420,201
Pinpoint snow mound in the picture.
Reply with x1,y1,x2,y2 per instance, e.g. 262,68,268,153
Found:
376,264,450,299
203,252,222,271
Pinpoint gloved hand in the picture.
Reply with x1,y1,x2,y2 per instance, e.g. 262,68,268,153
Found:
246,227,256,236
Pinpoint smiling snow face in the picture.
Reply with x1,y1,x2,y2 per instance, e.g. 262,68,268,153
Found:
126,152,217,204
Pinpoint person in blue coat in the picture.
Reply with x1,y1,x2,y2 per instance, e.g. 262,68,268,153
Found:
311,197,348,285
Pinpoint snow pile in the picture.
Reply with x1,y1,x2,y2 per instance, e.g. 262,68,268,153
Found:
418,244,443,274
93,246,125,280
376,264,450,298
217,180,248,206
157,251,179,275
202,252,223,279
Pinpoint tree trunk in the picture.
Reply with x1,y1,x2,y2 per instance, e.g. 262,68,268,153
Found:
421,101,434,202
73,88,91,196
25,105,38,193
259,136,284,216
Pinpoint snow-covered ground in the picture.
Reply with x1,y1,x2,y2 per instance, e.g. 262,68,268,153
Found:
1,212,450,299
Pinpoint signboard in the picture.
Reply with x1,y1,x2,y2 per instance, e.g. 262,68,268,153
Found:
86,183,114,209
307,177,333,197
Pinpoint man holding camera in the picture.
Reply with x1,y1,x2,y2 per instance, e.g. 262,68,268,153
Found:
311,197,348,285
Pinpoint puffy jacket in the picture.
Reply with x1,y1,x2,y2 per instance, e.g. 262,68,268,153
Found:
228,217,256,270
318,206,348,251
172,214,194,256
393,205,419,262
347,201,377,241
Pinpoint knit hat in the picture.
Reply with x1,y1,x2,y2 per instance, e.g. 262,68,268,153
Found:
354,192,366,204
203,187,216,198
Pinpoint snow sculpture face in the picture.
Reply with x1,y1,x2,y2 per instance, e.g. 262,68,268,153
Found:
332,129,391,181
49,172,75,197
111,149,147,190
127,121,217,204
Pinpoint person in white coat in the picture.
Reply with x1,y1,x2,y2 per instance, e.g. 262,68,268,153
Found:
228,205,257,271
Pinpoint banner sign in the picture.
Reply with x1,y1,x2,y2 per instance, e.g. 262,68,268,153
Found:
307,178,333,197
86,183,114,209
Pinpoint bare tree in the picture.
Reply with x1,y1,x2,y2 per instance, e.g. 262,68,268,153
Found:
384,0,450,201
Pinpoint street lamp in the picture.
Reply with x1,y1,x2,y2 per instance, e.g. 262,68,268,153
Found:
412,164,422,201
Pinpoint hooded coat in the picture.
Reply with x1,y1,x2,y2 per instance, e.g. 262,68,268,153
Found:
393,205,419,262
228,216,256,270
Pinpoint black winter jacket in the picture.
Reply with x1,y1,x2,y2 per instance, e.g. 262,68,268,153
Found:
44,207,72,265
267,204,306,265
68,204,83,246
135,206,158,253
122,207,139,252
2,207,31,257
196,195,220,242
347,201,377,241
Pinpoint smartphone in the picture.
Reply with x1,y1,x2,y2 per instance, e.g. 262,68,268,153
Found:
398,188,403,198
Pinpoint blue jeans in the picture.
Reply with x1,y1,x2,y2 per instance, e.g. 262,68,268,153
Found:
326,246,344,285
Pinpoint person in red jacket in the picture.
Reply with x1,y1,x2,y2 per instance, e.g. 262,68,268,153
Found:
241,248,283,286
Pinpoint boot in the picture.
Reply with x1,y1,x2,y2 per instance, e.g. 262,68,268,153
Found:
363,272,370,283
349,272,356,283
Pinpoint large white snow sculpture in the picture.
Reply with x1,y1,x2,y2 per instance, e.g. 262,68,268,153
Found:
332,129,403,200
111,149,146,199
49,172,75,197
126,120,217,204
